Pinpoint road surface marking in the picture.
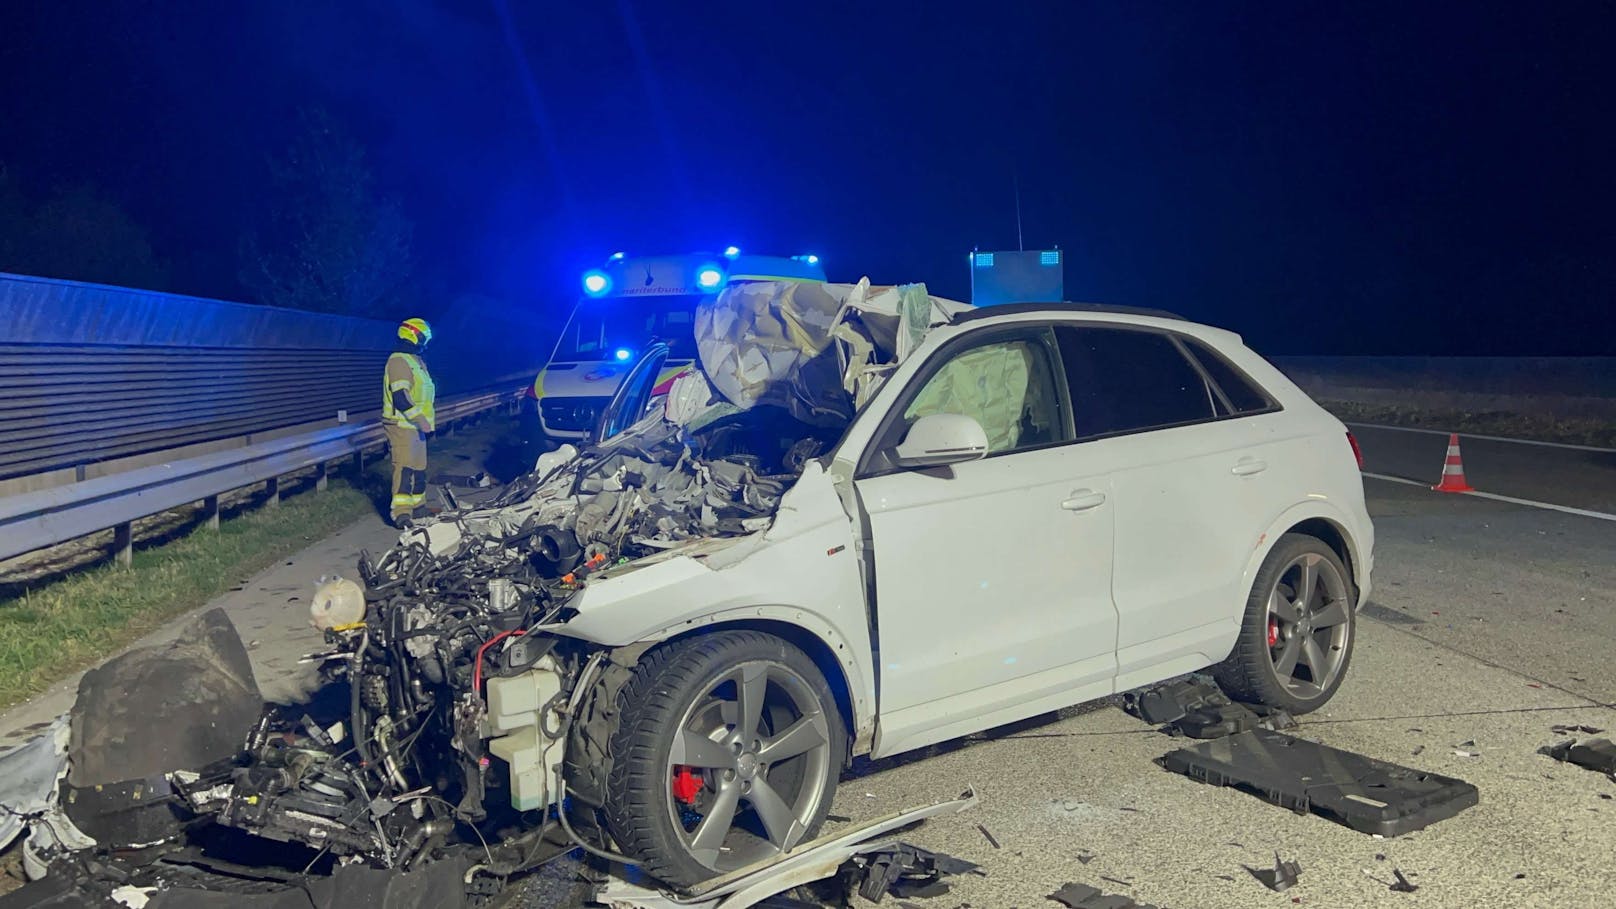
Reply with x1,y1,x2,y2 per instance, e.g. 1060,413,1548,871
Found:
1346,422,1616,454
1364,472,1616,522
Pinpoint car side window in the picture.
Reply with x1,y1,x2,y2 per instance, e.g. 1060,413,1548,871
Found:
896,332,1068,456
1181,337,1276,414
1054,325,1219,439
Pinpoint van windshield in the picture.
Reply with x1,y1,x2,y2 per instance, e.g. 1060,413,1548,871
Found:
557,295,700,361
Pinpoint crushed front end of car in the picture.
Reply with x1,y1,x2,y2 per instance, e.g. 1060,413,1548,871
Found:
172,279,970,885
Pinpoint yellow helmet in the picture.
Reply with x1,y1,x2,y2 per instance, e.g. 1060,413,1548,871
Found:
398,317,433,347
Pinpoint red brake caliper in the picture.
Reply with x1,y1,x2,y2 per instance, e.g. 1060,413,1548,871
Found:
1267,618,1280,647
671,766,702,805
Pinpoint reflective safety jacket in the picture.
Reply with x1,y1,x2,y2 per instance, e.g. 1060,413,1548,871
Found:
383,352,436,427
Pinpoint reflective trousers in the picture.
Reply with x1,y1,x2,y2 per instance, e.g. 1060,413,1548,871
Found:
385,422,428,520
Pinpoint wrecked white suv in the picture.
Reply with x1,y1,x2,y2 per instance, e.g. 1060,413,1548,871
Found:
208,280,1374,889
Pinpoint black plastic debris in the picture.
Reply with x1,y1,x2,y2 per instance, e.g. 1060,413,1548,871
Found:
1539,737,1616,777
976,823,1001,849
844,843,982,903
1125,677,1293,739
1159,729,1480,836
1390,869,1419,893
1551,724,1605,736
1045,882,1161,908
1245,852,1303,892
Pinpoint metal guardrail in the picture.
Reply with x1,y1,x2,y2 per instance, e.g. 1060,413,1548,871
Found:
0,342,390,480
0,388,518,565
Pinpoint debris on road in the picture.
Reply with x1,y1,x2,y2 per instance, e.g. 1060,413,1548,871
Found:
1390,868,1419,892
1123,677,1295,739
975,823,1000,849
1245,851,1303,892
1158,729,1480,835
593,790,979,909
1539,736,1616,778
1551,724,1605,736
844,842,983,902
1045,881,1163,908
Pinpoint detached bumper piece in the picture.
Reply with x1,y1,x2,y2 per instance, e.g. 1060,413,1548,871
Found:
1159,728,1479,836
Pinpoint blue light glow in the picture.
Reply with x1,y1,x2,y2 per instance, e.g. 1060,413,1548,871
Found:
582,270,610,295
696,267,724,289
975,253,995,268
1040,250,1061,265
609,251,626,261
614,348,632,361
723,246,741,258
805,254,819,265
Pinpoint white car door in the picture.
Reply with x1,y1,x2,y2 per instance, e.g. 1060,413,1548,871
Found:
852,325,1119,757
1052,324,1286,690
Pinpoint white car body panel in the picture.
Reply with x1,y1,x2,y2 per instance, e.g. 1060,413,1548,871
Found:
554,306,1375,764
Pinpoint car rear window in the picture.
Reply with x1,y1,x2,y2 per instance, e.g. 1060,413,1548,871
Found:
1055,326,1219,438
1181,338,1276,415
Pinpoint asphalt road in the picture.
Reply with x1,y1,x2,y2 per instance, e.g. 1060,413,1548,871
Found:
1349,422,1616,515
5,423,1614,907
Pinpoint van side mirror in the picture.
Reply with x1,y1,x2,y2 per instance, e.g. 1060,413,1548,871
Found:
891,414,990,468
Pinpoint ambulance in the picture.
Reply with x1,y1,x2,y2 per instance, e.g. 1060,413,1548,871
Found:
528,249,827,443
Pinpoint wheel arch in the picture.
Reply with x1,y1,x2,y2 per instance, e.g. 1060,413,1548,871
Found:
653,618,863,760
1241,504,1369,612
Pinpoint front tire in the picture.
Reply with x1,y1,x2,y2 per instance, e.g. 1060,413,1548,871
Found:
1212,533,1356,714
602,631,845,887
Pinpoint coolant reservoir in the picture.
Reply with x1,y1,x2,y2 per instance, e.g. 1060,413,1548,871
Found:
486,656,565,811
309,576,366,630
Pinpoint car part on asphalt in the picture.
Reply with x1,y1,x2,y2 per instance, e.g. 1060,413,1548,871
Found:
1159,729,1480,836
1550,724,1604,736
1045,881,1161,908
593,790,978,909
1539,736,1616,778
1245,851,1302,892
0,715,69,855
1124,676,1296,739
839,841,982,902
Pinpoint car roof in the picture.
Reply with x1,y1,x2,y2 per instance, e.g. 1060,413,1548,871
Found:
950,302,1187,324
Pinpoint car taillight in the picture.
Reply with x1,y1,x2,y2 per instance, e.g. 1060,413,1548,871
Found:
1346,431,1364,470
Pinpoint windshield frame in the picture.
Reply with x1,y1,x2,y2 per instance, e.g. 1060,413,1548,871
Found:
553,293,704,361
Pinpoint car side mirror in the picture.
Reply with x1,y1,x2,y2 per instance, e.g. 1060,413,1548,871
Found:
891,413,989,468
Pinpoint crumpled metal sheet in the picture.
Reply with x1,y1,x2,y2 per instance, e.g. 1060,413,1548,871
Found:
0,714,70,854
695,279,968,427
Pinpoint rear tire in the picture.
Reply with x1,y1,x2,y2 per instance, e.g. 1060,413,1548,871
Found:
1212,533,1356,714
602,631,845,888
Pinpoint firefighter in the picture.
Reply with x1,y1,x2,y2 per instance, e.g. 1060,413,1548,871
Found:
384,318,436,527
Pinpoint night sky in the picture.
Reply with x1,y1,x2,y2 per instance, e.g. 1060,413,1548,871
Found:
3,1,1612,356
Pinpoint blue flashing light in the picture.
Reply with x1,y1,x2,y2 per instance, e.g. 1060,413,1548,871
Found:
609,251,626,261
805,254,819,265
695,266,724,289
582,270,611,296
614,347,633,361
723,246,741,258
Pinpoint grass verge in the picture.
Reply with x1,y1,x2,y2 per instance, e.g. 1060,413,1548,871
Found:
0,478,376,711
1321,400,1616,449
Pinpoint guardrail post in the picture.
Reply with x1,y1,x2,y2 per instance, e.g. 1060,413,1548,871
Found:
203,495,220,531
315,462,328,492
113,523,132,567
266,476,281,508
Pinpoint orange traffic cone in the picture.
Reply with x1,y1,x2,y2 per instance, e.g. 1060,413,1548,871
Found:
1432,433,1474,493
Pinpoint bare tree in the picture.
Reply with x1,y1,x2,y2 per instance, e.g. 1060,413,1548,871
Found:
239,109,414,318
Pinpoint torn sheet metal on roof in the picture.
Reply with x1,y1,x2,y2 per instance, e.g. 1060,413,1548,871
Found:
695,278,968,427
